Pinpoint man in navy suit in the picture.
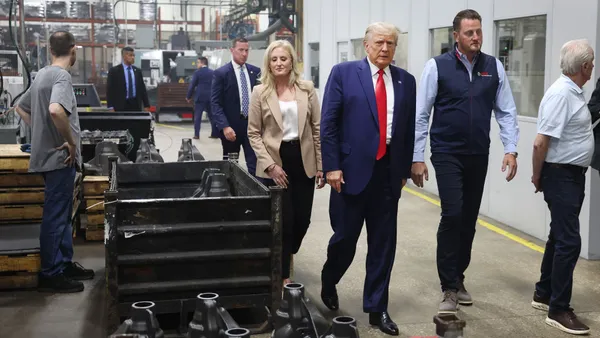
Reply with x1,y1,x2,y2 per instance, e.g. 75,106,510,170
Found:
187,56,218,139
211,38,261,175
320,22,416,336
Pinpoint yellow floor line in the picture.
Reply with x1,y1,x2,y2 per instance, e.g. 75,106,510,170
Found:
155,123,189,130
404,187,545,254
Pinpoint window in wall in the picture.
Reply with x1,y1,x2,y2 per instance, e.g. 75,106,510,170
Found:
495,15,547,118
338,41,349,63
351,38,365,61
430,27,453,57
308,42,320,88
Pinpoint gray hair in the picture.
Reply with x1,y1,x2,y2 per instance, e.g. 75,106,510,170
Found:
364,22,401,44
560,39,594,75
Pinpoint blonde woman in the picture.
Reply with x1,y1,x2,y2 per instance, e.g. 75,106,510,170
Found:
248,40,325,286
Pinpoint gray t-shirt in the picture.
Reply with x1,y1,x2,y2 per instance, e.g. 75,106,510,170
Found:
17,65,81,173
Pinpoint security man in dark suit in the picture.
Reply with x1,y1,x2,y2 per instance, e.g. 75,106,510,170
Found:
107,47,150,112
210,37,261,176
187,56,218,139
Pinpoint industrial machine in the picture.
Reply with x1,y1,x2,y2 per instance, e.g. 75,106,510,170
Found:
73,83,102,108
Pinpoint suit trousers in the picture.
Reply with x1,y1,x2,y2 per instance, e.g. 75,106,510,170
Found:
221,124,257,177
40,167,76,277
124,98,141,111
430,153,488,291
535,162,586,313
321,152,399,312
193,101,218,137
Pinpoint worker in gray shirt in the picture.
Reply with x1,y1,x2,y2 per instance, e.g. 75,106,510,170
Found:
16,31,94,293
531,39,594,335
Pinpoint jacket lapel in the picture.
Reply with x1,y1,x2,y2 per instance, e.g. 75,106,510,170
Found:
227,63,240,101
266,89,283,131
295,84,308,140
357,58,379,127
390,67,404,135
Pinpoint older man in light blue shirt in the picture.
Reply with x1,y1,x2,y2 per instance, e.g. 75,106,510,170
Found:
410,9,519,314
530,39,594,336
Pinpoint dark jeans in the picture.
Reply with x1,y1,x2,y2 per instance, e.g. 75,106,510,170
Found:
261,141,315,279
221,134,257,177
40,167,76,277
431,153,488,291
535,162,586,313
193,101,218,137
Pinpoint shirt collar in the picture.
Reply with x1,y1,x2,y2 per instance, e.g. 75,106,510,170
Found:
122,62,132,69
454,43,479,64
366,57,391,78
560,74,584,94
231,60,246,70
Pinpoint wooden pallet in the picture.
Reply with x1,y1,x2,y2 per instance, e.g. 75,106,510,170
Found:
86,226,104,241
83,176,109,196
0,144,30,173
0,187,45,205
0,204,44,221
0,253,40,290
0,173,44,188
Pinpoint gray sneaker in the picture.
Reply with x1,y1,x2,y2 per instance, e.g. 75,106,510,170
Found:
439,290,459,314
457,281,473,305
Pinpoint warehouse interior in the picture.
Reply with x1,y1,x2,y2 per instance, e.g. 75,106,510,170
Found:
0,1,599,338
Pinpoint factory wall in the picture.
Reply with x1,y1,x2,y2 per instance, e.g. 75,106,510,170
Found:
304,0,600,259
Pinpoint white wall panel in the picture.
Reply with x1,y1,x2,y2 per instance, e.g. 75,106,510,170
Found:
305,0,321,43
370,0,386,24
336,0,351,41
383,0,410,33
349,0,371,38
429,0,466,29
318,0,337,98
493,0,551,20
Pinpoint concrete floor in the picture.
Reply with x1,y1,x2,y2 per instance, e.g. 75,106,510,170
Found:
2,122,600,338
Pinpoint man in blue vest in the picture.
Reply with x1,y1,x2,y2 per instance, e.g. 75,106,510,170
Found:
411,9,519,314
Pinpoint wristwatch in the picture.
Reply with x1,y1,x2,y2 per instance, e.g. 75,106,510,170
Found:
508,152,518,158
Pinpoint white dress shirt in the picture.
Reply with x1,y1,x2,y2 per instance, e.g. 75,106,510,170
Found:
231,60,252,112
367,58,394,144
280,100,299,141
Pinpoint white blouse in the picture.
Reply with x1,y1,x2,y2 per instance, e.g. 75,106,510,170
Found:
279,100,299,141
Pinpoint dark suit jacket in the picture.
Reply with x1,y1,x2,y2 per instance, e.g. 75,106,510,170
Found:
210,62,260,135
587,78,600,170
106,64,150,111
187,66,214,103
320,58,416,198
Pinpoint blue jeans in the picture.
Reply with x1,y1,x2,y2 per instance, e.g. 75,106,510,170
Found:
40,167,76,277
535,162,586,312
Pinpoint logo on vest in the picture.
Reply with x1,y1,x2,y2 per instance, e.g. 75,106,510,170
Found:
478,71,492,77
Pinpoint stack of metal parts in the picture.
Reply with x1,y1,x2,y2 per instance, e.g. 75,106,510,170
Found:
139,2,156,21
69,1,90,19
24,3,44,18
93,1,113,20
135,138,164,164
177,138,204,162
109,293,252,338
104,157,284,335
45,1,68,19
84,141,132,176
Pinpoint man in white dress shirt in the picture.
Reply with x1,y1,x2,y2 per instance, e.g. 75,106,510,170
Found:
531,39,594,336
211,37,261,175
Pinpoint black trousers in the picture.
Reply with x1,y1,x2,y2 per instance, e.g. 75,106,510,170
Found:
264,141,316,279
430,153,488,291
535,162,586,313
123,98,141,111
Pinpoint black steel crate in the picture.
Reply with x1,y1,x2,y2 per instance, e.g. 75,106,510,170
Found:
104,158,283,335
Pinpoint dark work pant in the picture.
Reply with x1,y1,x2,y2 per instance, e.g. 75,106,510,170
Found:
431,153,488,291
322,152,399,312
193,101,218,137
279,141,316,279
221,133,257,177
124,98,141,111
535,162,586,313
40,167,76,277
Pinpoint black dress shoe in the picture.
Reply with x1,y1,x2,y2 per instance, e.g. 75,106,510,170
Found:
320,284,339,310
369,311,399,336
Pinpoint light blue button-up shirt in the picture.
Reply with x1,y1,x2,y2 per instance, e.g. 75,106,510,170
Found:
413,46,520,162
123,62,136,99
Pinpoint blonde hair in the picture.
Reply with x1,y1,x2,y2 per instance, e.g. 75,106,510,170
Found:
259,39,308,101
364,22,401,44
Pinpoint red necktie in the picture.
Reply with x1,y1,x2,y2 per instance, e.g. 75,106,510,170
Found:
375,69,387,160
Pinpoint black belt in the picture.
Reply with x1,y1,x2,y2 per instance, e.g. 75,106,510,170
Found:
546,162,588,175
282,139,300,145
